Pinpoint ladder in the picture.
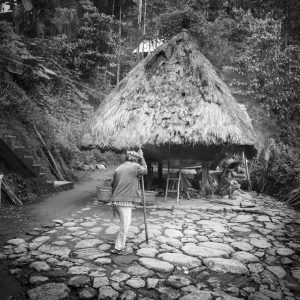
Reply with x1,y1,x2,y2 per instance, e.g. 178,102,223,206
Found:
164,168,182,204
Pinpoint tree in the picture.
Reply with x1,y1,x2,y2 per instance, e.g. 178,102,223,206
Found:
72,0,117,83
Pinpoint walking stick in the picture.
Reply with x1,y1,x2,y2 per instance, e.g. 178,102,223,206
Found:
139,140,149,244
141,175,149,244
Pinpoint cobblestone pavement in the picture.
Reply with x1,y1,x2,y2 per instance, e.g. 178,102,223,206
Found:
1,191,300,300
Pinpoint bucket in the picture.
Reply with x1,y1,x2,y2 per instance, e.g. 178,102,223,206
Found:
97,186,112,202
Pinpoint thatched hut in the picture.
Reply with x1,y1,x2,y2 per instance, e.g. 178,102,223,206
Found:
81,29,257,173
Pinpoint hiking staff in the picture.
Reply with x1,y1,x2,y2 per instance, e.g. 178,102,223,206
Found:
140,159,149,244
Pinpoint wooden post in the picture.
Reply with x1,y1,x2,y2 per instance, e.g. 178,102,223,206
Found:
164,160,170,203
201,162,209,196
176,169,182,204
158,161,163,182
243,151,252,191
145,160,152,189
0,174,3,205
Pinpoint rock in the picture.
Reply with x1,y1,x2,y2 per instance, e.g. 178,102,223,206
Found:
68,275,90,287
256,215,271,222
248,263,264,273
291,267,300,281
266,266,286,278
105,226,119,235
29,276,49,285
98,286,118,300
276,247,295,256
125,265,154,277
137,247,159,257
27,283,70,300
259,289,282,300
204,258,249,275
52,241,67,246
119,290,136,300
95,257,111,265
67,266,90,275
231,226,252,234
233,215,253,222
74,248,108,260
139,257,174,273
179,290,213,300
110,272,130,282
281,257,293,265
98,244,111,251
250,239,271,249
74,239,103,249
231,242,253,252
158,252,201,269
158,286,181,299
166,275,191,288
14,246,27,253
93,276,109,288
7,238,26,246
249,292,271,300
46,268,67,277
38,244,71,257
197,242,235,254
96,164,106,170
52,219,64,224
181,285,199,293
197,220,229,233
126,277,145,288
83,164,91,171
81,221,98,227
147,278,160,289
79,287,97,299
156,236,183,248
184,229,198,236
231,252,259,264
30,261,51,272
63,222,77,227
240,201,256,208
182,244,229,258
164,229,184,239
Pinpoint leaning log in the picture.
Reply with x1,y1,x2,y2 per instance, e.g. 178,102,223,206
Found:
34,126,64,181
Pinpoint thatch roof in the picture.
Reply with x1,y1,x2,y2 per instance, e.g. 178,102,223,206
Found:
81,30,257,161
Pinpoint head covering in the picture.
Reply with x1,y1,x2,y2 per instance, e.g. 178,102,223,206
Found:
126,150,140,160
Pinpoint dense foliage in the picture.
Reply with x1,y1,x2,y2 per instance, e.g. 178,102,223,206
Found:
0,0,299,200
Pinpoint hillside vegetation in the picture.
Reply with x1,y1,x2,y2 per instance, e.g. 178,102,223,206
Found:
0,0,299,202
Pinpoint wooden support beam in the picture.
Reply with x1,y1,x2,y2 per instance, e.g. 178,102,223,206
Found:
176,170,182,204
201,162,209,196
158,161,163,182
164,160,170,203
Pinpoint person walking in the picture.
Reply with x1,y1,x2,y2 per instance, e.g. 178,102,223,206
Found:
110,149,147,254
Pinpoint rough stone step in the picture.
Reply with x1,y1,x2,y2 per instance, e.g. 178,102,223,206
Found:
23,150,32,156
23,155,34,168
31,165,41,176
0,124,7,138
3,135,17,148
14,146,25,158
